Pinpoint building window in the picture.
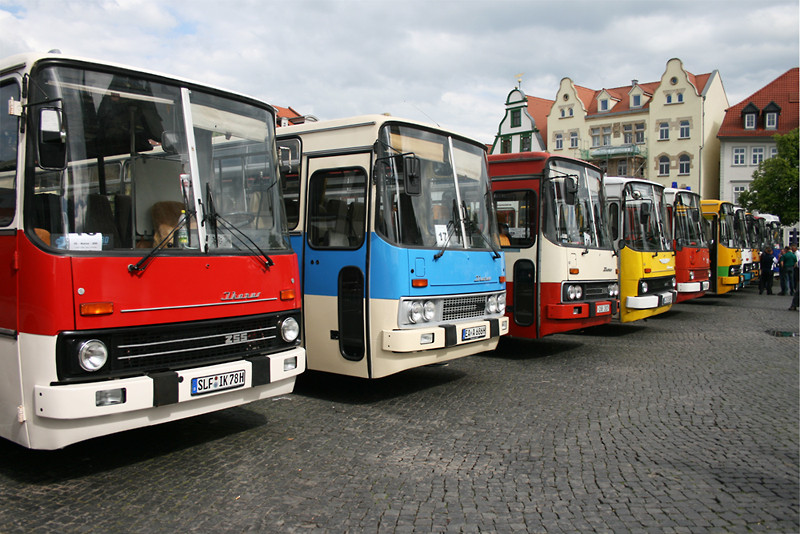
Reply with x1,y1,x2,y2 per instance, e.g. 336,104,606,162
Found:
666,94,672,104
678,155,690,175
659,122,669,140
623,124,633,144
677,92,683,103
602,126,611,146
744,114,756,129
521,134,532,152
752,147,764,165
560,108,565,118
659,156,670,176
733,147,746,165
568,107,573,117
591,128,601,147
635,123,645,144
733,186,746,204
770,146,778,158
570,131,578,148
765,112,777,129
501,138,511,154
679,120,690,139
554,133,563,150
632,94,641,108
617,160,627,176
510,109,521,128
599,99,608,111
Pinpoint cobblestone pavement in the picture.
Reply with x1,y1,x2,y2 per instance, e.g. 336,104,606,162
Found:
0,288,797,533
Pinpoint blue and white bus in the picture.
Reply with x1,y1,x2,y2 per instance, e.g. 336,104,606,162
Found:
277,115,509,378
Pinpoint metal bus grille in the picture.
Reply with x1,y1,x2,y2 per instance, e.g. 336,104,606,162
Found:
583,284,611,299
56,312,301,382
644,276,675,293
442,296,487,321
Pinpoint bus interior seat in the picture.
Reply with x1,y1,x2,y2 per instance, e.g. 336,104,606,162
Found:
151,201,184,245
85,193,121,247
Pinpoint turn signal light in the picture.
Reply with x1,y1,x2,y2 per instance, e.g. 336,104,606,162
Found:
644,268,652,273
80,302,114,316
280,289,296,301
412,279,428,288
499,276,506,283
569,268,579,275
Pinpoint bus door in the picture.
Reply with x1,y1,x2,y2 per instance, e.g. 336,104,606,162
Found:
303,154,370,377
707,215,719,293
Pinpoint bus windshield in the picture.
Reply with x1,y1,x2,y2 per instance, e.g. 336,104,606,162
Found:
542,159,611,249
718,203,737,248
673,192,707,247
26,64,288,253
622,182,671,252
374,124,498,250
734,210,750,249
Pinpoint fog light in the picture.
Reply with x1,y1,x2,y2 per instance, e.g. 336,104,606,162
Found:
95,388,125,407
78,339,108,372
283,356,298,372
420,333,434,345
280,317,300,342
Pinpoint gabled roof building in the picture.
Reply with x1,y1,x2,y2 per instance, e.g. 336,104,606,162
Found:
717,67,799,204
490,87,551,154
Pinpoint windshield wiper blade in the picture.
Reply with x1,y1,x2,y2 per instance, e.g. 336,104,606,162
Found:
205,184,273,270
128,215,189,273
433,220,456,261
464,216,501,259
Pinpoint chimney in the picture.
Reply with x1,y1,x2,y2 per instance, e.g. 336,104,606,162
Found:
632,79,638,86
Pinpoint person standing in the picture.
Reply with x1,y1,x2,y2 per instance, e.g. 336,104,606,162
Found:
759,246,775,295
778,246,797,295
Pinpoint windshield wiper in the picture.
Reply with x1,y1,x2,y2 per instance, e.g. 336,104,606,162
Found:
128,214,190,273
433,219,456,261
205,184,273,270
463,212,501,259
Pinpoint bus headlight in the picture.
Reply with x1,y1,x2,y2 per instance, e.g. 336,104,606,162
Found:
487,295,498,313
672,277,677,288
640,281,649,294
689,271,695,280
78,339,108,372
497,293,506,314
608,283,619,297
567,285,577,300
408,301,423,324
280,317,300,342
574,285,583,300
423,301,436,321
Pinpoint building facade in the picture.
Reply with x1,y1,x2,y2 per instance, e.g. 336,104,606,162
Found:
490,87,549,154
717,67,799,204
546,58,728,199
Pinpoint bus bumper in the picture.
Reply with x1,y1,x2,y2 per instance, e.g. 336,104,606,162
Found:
382,317,509,352
33,348,306,420
677,281,710,293
721,276,741,286
546,300,616,320
626,291,676,309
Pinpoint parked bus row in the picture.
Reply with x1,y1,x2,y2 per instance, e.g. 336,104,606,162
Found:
0,53,783,449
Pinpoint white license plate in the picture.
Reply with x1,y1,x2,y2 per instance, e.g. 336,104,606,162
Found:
596,303,610,314
662,292,673,305
191,369,246,396
461,325,487,341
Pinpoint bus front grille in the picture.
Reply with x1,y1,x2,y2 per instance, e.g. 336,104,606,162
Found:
442,296,487,321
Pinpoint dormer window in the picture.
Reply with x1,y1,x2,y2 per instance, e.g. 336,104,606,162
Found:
632,94,641,107
599,99,609,111
744,113,756,129
765,112,777,129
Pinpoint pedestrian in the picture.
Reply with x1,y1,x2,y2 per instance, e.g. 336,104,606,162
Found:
759,246,774,295
778,246,797,295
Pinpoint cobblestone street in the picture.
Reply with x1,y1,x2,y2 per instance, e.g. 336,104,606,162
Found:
0,288,797,533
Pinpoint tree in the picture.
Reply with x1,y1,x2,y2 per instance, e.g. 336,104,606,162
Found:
737,128,799,226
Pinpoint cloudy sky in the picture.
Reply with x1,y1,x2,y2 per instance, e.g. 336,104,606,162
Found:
1,0,797,143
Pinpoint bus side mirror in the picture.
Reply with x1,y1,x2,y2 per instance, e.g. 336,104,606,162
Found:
640,202,651,221
564,176,577,205
403,154,421,196
38,108,67,170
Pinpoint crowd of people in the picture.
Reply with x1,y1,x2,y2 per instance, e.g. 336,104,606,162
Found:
761,244,798,310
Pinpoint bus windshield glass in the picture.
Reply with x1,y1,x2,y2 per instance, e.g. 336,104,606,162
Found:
374,124,498,250
673,192,707,247
734,210,750,249
717,204,737,249
542,159,611,249
26,64,288,253
622,182,671,252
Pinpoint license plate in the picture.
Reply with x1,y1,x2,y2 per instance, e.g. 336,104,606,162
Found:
662,292,673,305
461,325,486,341
191,369,246,396
596,303,610,314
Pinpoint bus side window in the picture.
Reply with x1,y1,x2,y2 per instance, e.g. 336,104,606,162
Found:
307,168,366,249
608,202,619,241
0,80,20,227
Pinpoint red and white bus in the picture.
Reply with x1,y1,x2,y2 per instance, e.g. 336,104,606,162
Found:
664,187,710,302
0,52,305,449
489,152,618,339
